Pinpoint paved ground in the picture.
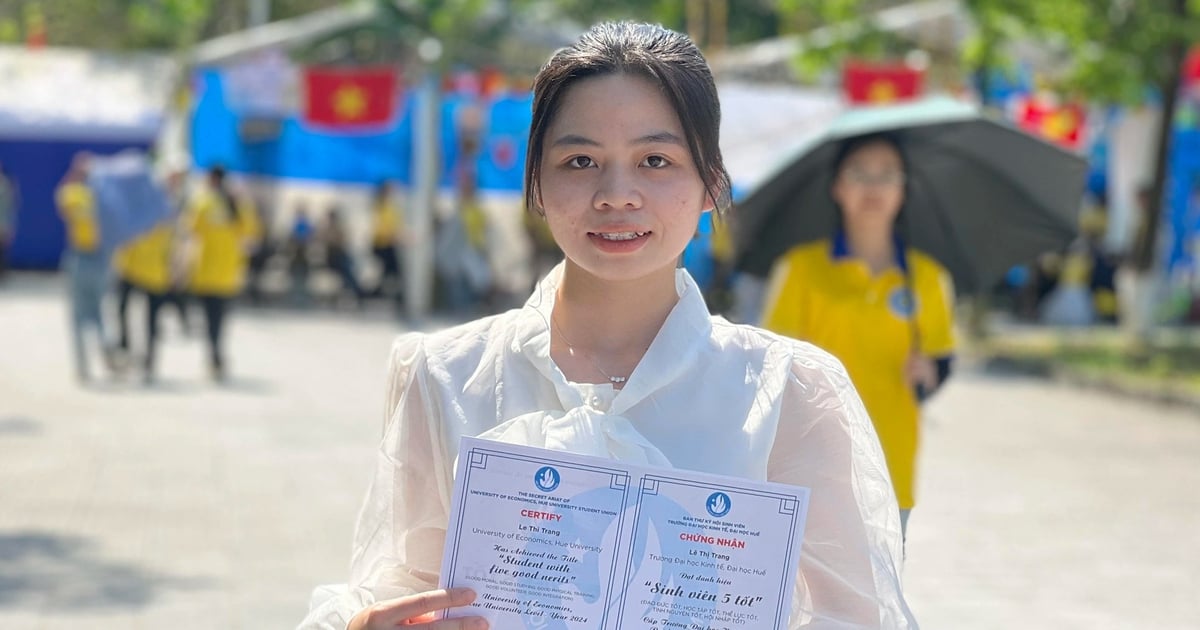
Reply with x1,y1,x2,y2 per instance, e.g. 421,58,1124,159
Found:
1,274,1197,629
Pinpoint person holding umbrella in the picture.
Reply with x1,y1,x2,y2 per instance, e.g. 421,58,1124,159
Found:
57,152,118,382
760,133,956,543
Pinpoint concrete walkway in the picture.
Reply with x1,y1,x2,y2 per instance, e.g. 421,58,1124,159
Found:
2,274,1197,629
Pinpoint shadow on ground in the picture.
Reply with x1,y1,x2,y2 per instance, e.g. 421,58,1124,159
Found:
0,416,40,435
0,531,214,612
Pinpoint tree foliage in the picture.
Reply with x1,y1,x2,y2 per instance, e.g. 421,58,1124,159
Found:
0,0,350,50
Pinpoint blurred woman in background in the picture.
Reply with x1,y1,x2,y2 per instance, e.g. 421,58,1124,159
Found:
180,166,260,381
761,133,957,545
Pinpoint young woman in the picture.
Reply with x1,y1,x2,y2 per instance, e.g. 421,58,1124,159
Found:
181,166,260,381
761,133,957,543
301,23,914,630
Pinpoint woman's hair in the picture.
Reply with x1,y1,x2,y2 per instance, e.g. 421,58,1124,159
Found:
524,21,732,216
209,165,238,222
830,132,911,235
831,132,909,179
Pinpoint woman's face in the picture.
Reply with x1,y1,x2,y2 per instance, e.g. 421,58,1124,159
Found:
537,73,711,285
831,140,906,234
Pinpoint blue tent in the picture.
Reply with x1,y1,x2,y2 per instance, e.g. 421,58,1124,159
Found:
0,46,170,270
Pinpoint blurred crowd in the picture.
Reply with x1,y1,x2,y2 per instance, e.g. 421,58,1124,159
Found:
996,183,1200,328
26,149,560,386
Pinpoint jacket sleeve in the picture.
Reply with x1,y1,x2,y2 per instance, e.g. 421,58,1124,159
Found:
768,340,917,629
298,333,453,629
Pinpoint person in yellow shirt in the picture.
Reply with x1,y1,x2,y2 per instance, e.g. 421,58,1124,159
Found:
368,181,404,303
56,152,116,382
112,219,177,382
761,133,957,544
320,204,365,309
180,166,260,381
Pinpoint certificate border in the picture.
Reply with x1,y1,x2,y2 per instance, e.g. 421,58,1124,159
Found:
444,445,632,627
614,475,805,630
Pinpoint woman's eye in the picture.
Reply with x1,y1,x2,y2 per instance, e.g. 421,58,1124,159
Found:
567,156,595,169
642,155,669,168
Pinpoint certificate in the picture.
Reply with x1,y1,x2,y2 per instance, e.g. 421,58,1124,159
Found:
440,437,809,629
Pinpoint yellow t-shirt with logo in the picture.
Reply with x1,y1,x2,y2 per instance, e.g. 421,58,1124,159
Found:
56,182,100,253
761,239,956,509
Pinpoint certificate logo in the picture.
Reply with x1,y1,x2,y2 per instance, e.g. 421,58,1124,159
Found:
534,466,561,492
706,492,732,518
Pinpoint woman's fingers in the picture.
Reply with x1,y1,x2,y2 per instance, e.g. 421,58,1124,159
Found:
364,588,478,628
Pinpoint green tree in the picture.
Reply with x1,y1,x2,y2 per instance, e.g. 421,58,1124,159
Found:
0,0,350,50
991,0,1200,273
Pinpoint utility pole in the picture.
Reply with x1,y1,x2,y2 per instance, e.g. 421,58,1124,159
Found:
707,0,728,52
686,0,706,47
248,0,270,28
408,36,443,323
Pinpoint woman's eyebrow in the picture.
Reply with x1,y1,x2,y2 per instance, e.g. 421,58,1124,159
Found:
632,131,685,146
550,131,685,148
550,134,600,148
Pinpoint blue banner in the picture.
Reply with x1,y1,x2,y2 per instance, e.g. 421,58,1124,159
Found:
190,69,531,192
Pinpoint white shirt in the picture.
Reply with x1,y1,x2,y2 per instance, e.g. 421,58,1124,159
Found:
300,266,916,629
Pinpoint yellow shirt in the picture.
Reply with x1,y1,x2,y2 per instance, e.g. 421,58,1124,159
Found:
462,202,487,251
183,190,257,297
371,201,403,247
56,182,100,253
761,238,956,509
709,215,734,264
114,223,174,294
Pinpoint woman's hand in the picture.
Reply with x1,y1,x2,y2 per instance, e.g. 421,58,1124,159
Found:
904,352,938,397
347,587,488,630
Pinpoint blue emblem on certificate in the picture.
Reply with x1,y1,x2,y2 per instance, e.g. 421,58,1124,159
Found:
705,491,732,517
441,437,810,630
534,465,560,492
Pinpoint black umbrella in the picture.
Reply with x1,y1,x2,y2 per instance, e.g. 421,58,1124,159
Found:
733,96,1088,294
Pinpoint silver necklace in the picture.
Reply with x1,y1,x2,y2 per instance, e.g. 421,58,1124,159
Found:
551,315,628,385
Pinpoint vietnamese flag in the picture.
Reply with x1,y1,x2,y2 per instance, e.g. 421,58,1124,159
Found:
1184,46,1200,87
843,61,923,104
1017,98,1085,150
303,66,398,129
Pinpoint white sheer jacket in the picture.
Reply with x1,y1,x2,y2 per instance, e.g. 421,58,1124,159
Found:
300,265,918,629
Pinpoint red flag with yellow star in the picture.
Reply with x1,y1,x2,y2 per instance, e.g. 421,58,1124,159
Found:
1017,98,1084,150
1184,46,1200,87
303,66,398,129
842,61,923,105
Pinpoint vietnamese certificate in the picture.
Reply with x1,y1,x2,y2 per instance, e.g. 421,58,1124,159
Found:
440,437,809,630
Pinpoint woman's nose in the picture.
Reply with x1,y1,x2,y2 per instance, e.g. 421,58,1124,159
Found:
592,167,643,211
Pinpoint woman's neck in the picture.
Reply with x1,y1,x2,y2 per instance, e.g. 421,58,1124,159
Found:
551,261,680,380
845,224,896,275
